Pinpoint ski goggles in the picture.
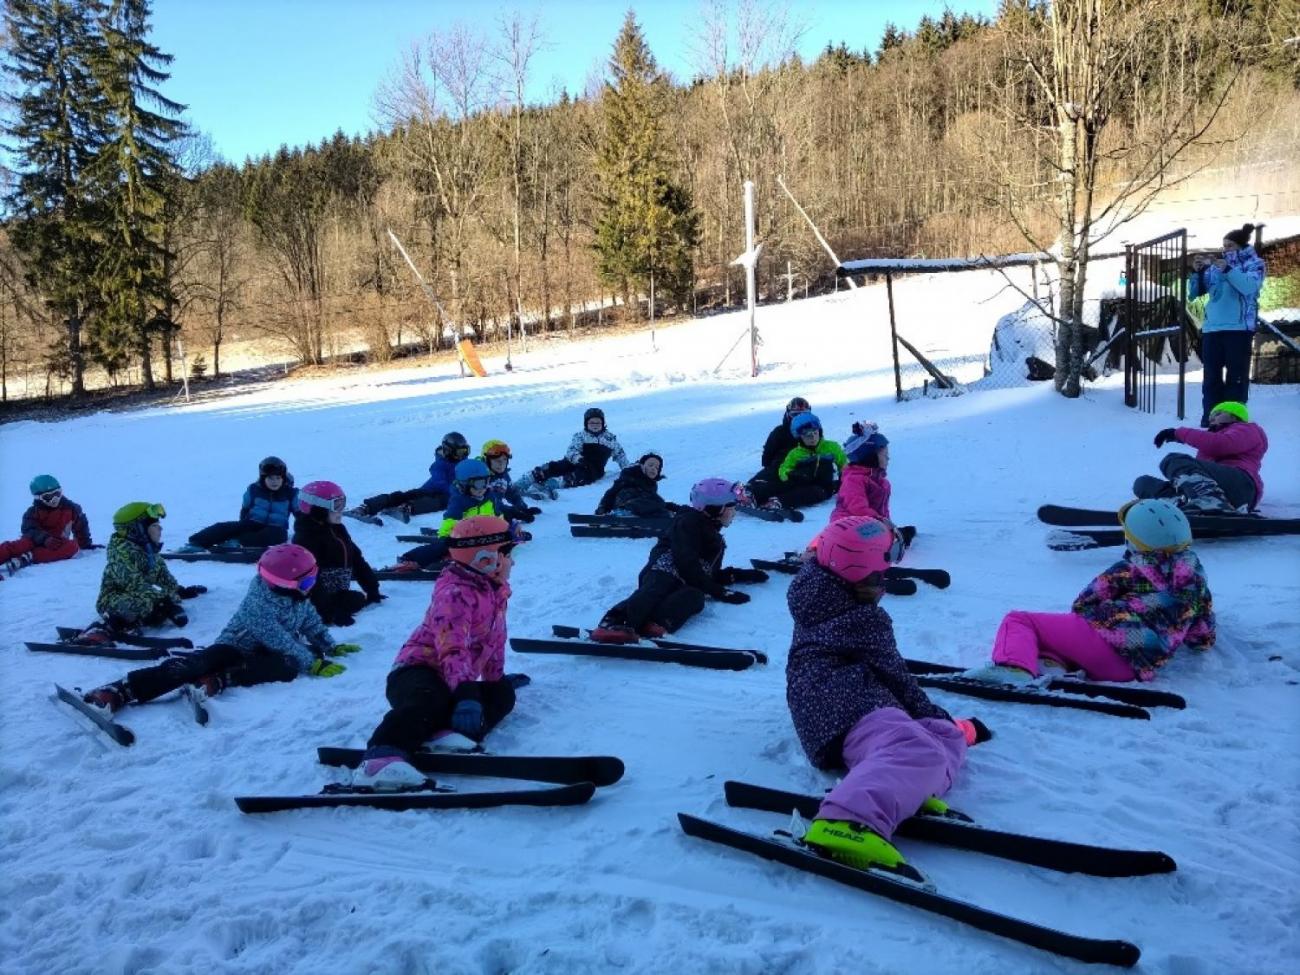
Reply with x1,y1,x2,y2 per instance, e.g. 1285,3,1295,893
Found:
301,490,347,512
447,445,471,460
296,572,318,592
463,477,489,493
884,530,906,565
37,489,63,504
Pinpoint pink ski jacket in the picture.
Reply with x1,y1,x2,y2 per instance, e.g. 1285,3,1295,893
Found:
831,464,891,523
393,562,510,690
1174,421,1268,504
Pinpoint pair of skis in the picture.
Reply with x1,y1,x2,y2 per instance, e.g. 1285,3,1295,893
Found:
233,745,626,813
1039,504,1300,551
53,679,209,747
512,626,764,671
682,780,1170,966
749,554,952,594
163,547,263,564
566,505,804,539
27,626,192,661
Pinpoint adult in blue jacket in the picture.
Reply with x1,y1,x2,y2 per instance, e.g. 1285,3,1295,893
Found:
186,457,298,550
1190,223,1266,426
350,432,471,519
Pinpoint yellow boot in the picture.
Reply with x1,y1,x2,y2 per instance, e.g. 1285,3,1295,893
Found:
803,819,906,871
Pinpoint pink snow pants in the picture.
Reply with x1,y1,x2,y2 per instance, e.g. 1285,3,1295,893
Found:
992,610,1137,682
817,708,967,840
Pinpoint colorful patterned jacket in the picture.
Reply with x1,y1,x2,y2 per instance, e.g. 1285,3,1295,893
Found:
21,497,92,547
1071,549,1215,677
95,527,180,620
393,562,510,691
564,429,629,474
215,576,336,672
786,561,949,769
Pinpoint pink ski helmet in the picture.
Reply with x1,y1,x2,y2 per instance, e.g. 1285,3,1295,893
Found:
298,480,346,514
814,516,903,583
258,543,318,591
448,515,517,580
690,477,739,512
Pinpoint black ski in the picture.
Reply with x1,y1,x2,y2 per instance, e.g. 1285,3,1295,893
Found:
395,534,441,543
374,563,447,581
1038,504,1119,527
678,814,1141,967
914,675,1151,719
510,636,757,671
342,510,384,527
1048,529,1128,551
550,624,769,664
723,781,1176,877
901,660,1186,709
570,525,664,539
749,559,917,596
753,557,950,590
163,548,263,564
736,505,805,523
235,780,595,814
28,641,164,661
55,626,192,650
1039,503,1300,535
567,513,673,529
315,746,625,787
54,684,134,746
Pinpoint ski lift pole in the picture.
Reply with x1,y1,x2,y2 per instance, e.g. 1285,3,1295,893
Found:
387,227,462,376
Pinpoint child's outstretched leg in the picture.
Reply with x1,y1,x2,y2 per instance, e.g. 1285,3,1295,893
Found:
989,610,1136,682
805,708,966,870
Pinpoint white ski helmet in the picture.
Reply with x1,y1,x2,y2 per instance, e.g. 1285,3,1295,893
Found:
1119,499,1192,553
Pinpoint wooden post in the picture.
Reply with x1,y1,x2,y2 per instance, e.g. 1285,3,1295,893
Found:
886,272,902,402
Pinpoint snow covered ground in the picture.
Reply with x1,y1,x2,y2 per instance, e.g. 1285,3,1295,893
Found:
1,281,1297,975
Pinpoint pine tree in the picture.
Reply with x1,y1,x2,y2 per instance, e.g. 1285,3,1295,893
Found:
593,12,699,315
3,0,110,397
86,0,185,389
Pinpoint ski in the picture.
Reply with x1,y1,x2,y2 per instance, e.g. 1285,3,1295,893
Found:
235,781,595,814
753,557,950,590
374,562,447,581
1048,529,1127,551
723,781,1176,877
550,624,768,664
53,684,134,747
1037,504,1120,527
27,641,164,661
735,505,805,523
395,534,442,543
1039,504,1300,535
570,525,664,539
55,626,192,650
1050,520,1300,551
180,684,210,726
901,660,1185,709
677,814,1141,967
315,746,625,787
510,636,758,671
914,675,1151,719
749,559,917,596
342,510,384,527
566,513,673,529
162,548,263,564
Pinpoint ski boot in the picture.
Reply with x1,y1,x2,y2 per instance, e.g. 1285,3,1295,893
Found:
636,621,667,639
82,680,132,715
351,746,431,791
3,552,33,577
1172,473,1234,514
191,672,227,701
381,504,412,524
590,624,639,644
389,560,425,574
958,663,1035,686
802,819,916,878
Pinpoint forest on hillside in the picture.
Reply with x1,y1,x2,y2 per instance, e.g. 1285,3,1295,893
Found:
1,0,1297,402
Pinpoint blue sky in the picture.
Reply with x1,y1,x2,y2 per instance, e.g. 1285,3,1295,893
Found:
151,0,998,165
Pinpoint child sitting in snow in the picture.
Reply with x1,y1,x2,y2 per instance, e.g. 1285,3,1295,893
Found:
748,413,846,511
964,500,1214,685
1135,401,1268,513
787,516,989,875
183,456,298,552
396,460,532,570
348,431,471,522
353,517,528,790
1,474,94,578
760,397,813,470
517,407,629,499
831,426,891,524
291,481,383,626
85,502,205,642
594,451,677,519
480,440,540,523
81,544,357,714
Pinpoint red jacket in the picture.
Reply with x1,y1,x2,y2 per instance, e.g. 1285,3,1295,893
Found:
20,498,92,548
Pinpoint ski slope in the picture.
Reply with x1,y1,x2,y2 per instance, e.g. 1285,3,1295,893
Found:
1,280,1297,975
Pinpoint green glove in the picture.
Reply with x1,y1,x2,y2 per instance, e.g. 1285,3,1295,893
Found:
328,643,362,656
309,659,346,678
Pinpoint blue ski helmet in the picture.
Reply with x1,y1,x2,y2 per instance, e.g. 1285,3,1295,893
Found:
791,412,822,437
1119,499,1192,553
454,458,490,489
29,474,61,495
845,431,889,466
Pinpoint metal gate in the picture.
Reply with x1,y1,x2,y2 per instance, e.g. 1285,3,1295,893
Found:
1123,229,1191,418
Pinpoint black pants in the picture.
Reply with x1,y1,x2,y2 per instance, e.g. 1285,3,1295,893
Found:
1200,330,1252,424
188,520,287,549
124,643,297,704
401,538,449,567
311,588,369,625
747,471,831,509
1133,453,1258,509
537,458,603,488
363,489,447,516
605,569,707,633
366,665,516,754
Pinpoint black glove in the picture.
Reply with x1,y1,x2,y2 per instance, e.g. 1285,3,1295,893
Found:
720,567,769,585
526,506,542,516
450,699,485,738
717,589,751,605
85,543,104,550
365,590,386,605
505,673,532,690
515,510,535,523
1154,428,1177,448
178,585,208,599
165,601,189,628
960,716,994,744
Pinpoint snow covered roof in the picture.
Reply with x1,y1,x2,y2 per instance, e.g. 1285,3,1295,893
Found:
838,253,1049,276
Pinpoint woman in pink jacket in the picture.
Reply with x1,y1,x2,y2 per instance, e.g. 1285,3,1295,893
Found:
354,515,527,790
1134,400,1268,513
